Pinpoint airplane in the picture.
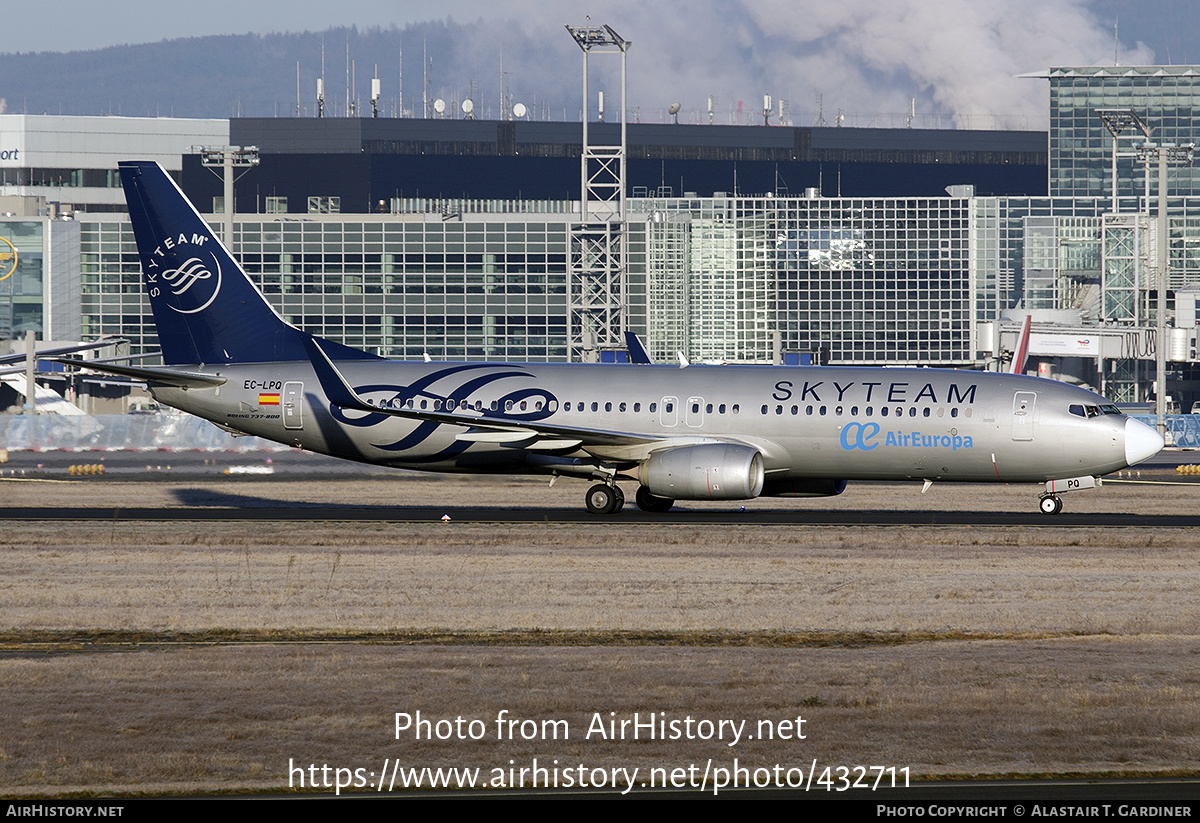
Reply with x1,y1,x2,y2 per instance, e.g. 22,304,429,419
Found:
61,160,1165,516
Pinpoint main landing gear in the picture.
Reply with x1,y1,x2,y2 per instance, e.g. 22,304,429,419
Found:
1038,495,1063,515
585,483,624,514
634,485,674,513
583,483,676,514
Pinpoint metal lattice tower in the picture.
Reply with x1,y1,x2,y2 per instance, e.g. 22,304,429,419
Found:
565,24,629,362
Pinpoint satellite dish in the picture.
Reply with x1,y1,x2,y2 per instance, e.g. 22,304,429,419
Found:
462,99,474,116
433,98,446,115
668,102,681,115
513,102,527,118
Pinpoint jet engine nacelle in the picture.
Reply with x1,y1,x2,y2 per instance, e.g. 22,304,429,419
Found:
639,443,765,500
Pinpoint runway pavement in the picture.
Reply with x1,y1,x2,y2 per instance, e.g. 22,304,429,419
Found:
2,448,1198,526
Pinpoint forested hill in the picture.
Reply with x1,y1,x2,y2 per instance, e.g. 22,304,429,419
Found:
0,23,490,120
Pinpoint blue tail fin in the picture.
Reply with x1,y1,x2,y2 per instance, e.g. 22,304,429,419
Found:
119,161,377,366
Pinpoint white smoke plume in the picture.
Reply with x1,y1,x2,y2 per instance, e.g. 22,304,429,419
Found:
416,0,1156,129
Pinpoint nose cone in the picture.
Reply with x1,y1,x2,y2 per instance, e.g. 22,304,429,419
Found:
1124,417,1165,466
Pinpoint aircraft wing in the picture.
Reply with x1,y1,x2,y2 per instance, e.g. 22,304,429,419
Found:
306,338,662,449
50,358,228,389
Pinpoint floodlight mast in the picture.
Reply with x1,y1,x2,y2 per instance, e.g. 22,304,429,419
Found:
196,146,260,247
1131,140,1195,434
565,24,629,223
1095,109,1151,213
564,24,631,363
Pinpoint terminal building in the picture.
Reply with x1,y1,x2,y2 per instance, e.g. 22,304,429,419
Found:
4,66,1200,419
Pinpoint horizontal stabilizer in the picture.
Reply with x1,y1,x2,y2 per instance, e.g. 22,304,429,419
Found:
52,358,227,389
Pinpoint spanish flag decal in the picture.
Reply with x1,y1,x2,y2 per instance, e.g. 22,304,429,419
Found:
259,393,281,406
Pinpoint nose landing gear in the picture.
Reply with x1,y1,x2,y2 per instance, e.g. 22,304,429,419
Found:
1038,494,1063,515
1037,475,1099,515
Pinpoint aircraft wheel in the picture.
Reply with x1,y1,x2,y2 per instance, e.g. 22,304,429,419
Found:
612,485,625,512
585,483,619,515
1039,495,1063,515
635,485,675,513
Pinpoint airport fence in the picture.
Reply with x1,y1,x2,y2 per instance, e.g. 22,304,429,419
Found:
0,413,286,451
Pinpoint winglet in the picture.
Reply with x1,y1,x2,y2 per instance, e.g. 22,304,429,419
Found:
624,331,653,364
1010,315,1031,375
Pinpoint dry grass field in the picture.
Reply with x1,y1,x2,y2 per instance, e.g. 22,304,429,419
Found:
1,471,1198,796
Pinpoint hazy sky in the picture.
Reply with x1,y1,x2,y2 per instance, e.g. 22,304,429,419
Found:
5,0,1197,129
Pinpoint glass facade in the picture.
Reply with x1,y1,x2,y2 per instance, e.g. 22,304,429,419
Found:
79,214,577,362
636,196,973,366
0,221,45,340
1049,67,1200,203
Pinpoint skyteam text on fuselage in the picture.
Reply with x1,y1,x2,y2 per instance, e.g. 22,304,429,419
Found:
70,161,1164,516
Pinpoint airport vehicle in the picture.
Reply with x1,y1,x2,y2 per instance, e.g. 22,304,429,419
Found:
64,161,1164,515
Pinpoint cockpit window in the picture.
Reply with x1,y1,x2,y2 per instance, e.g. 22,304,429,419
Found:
1099,404,1121,415
1069,404,1084,417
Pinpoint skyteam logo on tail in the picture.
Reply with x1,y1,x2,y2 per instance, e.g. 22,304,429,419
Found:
145,233,222,314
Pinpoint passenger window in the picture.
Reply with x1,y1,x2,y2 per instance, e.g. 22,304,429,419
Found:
851,405,858,415
761,405,768,414
835,406,843,416
923,408,930,417
950,408,958,418
665,402,674,413
605,402,612,412
505,401,513,411
964,408,972,418
719,404,726,414
650,403,657,413
591,402,598,412
791,405,798,415
635,403,642,412
865,406,873,417
706,404,713,414
775,405,783,415
694,403,701,413
619,402,627,412
819,406,827,416
806,405,813,415
420,399,428,409
519,401,527,411
434,400,443,410
908,407,916,417
732,404,739,414
881,407,889,417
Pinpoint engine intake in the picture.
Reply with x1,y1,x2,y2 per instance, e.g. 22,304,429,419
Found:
639,443,765,500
